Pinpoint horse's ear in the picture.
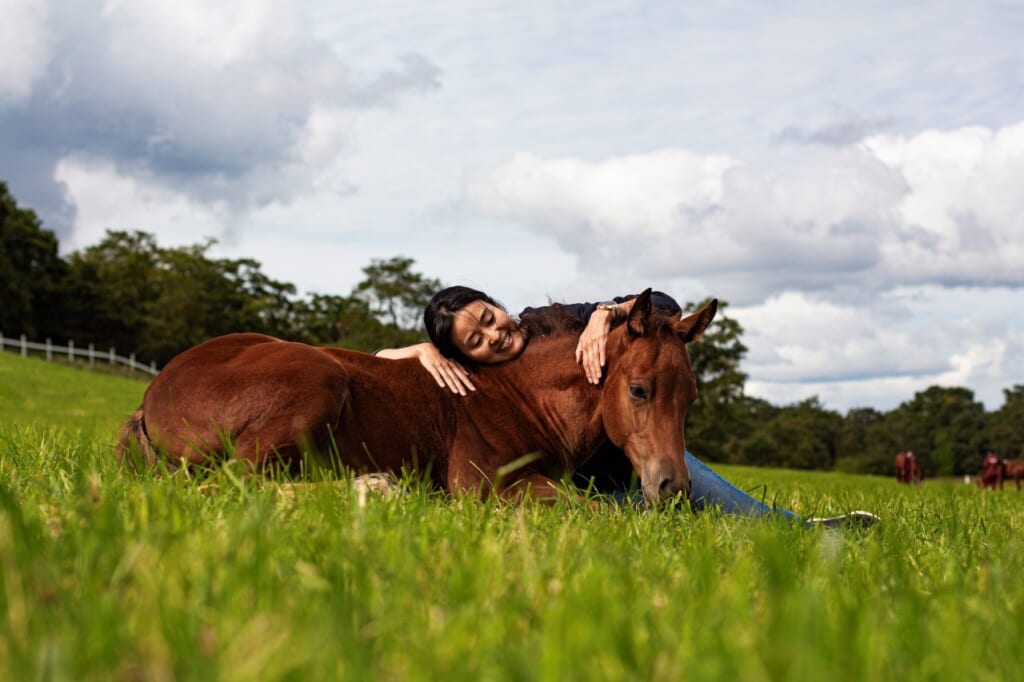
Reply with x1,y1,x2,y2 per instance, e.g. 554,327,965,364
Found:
676,298,718,343
627,288,653,337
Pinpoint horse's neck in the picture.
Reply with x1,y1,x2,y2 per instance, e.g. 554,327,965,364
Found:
479,334,605,464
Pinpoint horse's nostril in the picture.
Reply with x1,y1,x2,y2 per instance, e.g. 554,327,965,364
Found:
658,476,678,496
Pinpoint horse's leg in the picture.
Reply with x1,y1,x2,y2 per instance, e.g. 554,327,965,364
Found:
228,370,352,476
498,472,569,503
573,442,636,493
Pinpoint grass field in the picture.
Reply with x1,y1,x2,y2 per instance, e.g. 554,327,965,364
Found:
1,350,1022,680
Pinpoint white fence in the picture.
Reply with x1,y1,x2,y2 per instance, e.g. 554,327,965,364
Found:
0,331,159,376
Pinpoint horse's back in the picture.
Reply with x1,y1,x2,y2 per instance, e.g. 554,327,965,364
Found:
140,334,454,479
142,333,350,468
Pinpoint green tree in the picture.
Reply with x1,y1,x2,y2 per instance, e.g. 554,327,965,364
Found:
0,182,68,339
833,407,888,474
988,385,1024,461
354,256,441,330
681,298,750,462
883,386,987,477
63,230,162,353
140,244,298,364
292,294,424,352
733,397,840,470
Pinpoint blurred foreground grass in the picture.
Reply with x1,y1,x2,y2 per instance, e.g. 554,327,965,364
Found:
1,352,1022,680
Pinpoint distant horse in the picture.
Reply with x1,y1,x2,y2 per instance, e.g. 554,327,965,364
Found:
894,451,922,484
978,452,1003,490
117,290,717,503
1002,459,1024,491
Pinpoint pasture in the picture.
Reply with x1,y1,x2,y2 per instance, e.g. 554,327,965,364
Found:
1,351,1022,680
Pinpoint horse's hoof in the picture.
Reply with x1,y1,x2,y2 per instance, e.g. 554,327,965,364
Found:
352,473,400,505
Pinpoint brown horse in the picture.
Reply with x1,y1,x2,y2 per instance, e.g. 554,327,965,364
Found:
117,290,717,503
979,452,1004,490
1002,459,1024,491
894,451,922,484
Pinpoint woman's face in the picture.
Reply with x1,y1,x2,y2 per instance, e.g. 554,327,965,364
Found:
450,300,526,364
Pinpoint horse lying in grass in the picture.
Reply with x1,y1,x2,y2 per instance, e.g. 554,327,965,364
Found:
117,290,718,503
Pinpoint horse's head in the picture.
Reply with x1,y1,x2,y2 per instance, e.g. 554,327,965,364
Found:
600,289,717,503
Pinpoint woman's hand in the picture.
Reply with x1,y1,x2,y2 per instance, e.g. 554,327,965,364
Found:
374,343,475,394
575,308,615,384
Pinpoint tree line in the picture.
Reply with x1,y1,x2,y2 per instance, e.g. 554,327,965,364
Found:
1,182,438,364
3,181,1022,476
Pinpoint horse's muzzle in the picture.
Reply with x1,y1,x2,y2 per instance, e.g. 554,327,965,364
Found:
641,460,690,502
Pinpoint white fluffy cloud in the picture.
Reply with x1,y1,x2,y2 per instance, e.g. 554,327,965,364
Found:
0,0,51,100
0,0,441,232
466,121,1024,301
55,155,228,252
735,286,1024,410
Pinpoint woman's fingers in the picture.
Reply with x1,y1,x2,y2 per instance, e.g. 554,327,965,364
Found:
576,338,607,384
576,310,614,385
435,360,476,395
417,347,475,395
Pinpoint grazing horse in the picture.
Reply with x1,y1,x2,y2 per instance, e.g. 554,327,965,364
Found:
1001,459,1024,491
117,291,717,503
978,452,1003,490
894,451,922,484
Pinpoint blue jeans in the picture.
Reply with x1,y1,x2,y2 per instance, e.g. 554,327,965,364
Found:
685,450,797,520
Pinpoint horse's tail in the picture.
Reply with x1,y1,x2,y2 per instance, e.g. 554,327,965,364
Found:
116,407,159,469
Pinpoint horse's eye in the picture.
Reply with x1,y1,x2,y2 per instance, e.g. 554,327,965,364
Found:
629,384,647,400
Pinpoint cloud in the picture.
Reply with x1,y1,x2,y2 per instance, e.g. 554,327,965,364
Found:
466,120,1024,303
776,114,895,147
0,0,51,101
0,0,441,235
737,287,1024,411
55,155,227,253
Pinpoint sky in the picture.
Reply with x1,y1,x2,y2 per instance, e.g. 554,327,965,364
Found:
2,0,1023,413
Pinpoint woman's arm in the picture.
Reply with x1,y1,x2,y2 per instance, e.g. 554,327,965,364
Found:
375,343,476,395
567,291,682,385
554,291,682,321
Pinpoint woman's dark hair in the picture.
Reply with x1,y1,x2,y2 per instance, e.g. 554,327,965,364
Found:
424,286,505,361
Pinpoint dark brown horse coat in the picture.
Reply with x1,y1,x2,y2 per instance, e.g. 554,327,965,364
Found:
894,451,922,484
1001,459,1024,491
979,452,1003,490
118,292,717,502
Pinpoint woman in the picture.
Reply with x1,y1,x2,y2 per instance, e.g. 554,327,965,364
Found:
378,286,876,528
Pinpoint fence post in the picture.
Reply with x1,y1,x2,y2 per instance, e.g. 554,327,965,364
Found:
88,343,95,368
0,331,4,349
46,338,52,362
130,353,136,371
109,347,115,366
20,334,27,357
69,339,74,363
150,361,157,374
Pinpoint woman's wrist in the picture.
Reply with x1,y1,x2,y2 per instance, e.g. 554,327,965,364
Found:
595,302,620,323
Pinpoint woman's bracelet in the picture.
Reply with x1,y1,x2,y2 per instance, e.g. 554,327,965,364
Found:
595,302,620,322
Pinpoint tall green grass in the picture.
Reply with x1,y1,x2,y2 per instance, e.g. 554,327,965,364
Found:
1,351,1022,680
0,351,144,432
